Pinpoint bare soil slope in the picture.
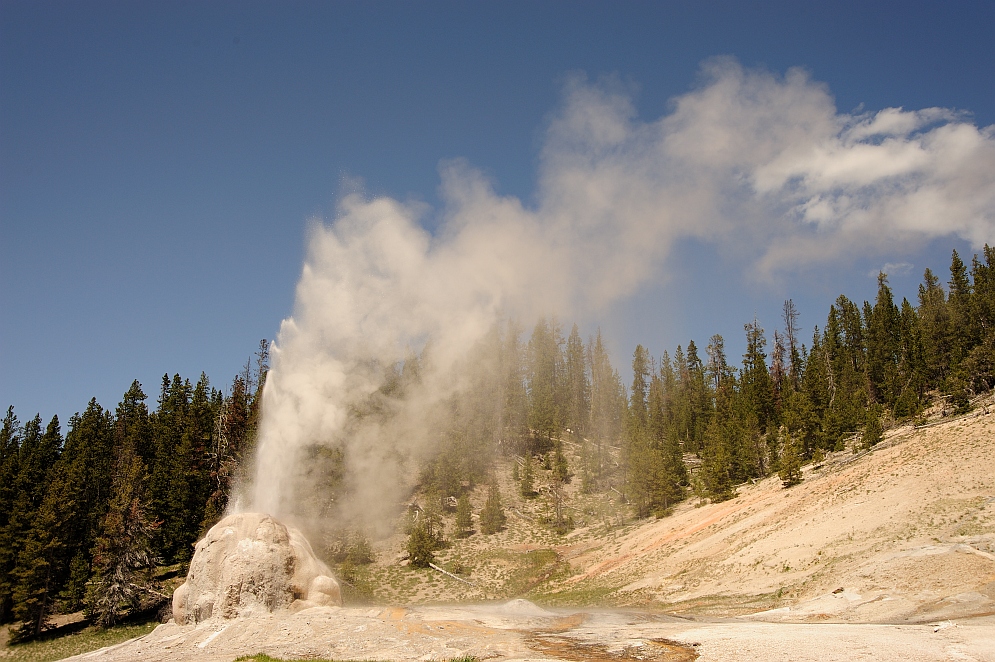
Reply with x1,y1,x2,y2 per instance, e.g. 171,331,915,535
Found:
351,403,995,625
545,406,995,623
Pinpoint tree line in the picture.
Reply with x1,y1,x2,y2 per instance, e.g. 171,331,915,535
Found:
0,343,268,636
411,246,994,536
2,246,992,634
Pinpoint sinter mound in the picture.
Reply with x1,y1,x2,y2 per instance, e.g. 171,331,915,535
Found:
171,512,341,624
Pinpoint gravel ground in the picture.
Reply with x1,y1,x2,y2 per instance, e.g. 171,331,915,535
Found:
63,603,995,662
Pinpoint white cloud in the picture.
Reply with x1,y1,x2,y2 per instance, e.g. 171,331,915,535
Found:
868,262,914,278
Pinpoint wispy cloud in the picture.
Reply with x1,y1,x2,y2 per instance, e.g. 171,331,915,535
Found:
868,262,914,278
538,58,994,279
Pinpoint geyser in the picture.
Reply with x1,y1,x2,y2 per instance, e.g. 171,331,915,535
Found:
245,58,995,537
171,512,341,624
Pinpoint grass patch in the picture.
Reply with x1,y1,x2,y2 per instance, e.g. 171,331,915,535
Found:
955,521,989,536
535,583,621,607
335,563,382,606
655,591,787,617
503,548,569,596
2,618,158,662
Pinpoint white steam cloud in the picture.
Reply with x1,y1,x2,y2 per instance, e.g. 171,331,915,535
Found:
248,58,994,530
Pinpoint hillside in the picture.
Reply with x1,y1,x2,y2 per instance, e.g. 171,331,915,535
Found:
55,402,995,662
351,400,995,624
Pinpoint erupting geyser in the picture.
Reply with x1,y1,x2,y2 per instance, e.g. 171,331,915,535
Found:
171,513,341,624
243,60,995,538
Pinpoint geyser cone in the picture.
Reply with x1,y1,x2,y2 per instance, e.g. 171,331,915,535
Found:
172,512,341,624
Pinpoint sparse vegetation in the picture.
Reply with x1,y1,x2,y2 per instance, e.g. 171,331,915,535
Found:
1,616,158,662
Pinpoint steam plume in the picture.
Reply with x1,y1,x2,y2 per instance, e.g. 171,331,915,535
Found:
248,58,994,532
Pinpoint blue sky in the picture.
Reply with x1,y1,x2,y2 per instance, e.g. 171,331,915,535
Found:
2,1,994,423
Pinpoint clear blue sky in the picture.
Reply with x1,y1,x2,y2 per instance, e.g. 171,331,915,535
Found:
2,1,994,423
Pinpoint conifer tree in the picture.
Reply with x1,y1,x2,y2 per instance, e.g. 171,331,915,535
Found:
823,300,867,442
149,375,192,561
918,267,952,384
11,449,75,637
770,331,787,416
587,330,624,489
800,328,831,448
87,442,161,626
203,373,251,529
182,375,215,550
629,345,650,429
670,346,689,444
863,405,884,449
3,412,59,574
866,273,901,405
455,493,472,538
739,414,770,479
254,339,271,401
527,318,561,443
702,335,738,496
479,481,506,534
782,299,803,390
564,324,590,437
579,438,595,494
421,496,445,545
948,249,975,367
778,431,803,488
970,246,995,344
12,497,64,636
14,416,60,515
963,246,995,392
552,440,570,484
500,321,529,449
117,381,153,467
345,533,375,565
624,345,652,512
519,453,536,497
406,520,436,568
894,298,927,418
49,400,115,608
740,319,775,432
701,420,733,502
781,386,821,459
0,408,22,623
705,334,732,391
683,340,710,454
642,371,686,515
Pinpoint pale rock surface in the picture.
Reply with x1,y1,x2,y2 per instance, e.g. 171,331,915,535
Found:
171,512,340,624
